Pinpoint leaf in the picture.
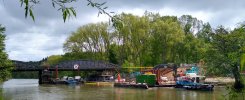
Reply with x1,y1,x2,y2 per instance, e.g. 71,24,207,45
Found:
97,12,100,17
63,10,67,22
24,0,28,5
29,9,35,21
25,6,28,18
66,8,70,17
100,2,106,6
97,11,102,17
58,8,62,11
20,0,24,7
24,0,29,18
70,8,76,17
91,3,94,7
52,2,55,8
87,3,90,6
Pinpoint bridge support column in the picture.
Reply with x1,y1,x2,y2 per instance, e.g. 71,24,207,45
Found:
38,70,42,84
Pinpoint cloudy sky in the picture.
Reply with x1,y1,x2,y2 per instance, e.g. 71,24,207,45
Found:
0,0,244,61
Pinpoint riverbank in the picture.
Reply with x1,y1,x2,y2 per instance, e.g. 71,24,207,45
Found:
205,77,235,85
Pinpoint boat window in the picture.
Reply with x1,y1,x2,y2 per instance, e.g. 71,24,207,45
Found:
196,77,200,83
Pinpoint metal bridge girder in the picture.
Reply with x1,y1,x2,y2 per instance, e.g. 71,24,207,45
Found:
13,60,120,71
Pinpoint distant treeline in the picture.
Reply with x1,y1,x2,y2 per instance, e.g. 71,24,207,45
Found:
11,60,45,79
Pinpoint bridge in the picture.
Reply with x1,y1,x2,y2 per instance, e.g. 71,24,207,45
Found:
13,60,120,71
12,60,120,84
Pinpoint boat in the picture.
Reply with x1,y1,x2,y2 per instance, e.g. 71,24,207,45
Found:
183,83,214,91
176,73,214,91
65,77,78,84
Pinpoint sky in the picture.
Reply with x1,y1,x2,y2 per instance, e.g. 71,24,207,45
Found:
0,0,245,61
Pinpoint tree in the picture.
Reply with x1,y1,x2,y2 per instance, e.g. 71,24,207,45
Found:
108,44,118,64
196,23,213,42
206,25,245,90
242,53,245,71
0,25,13,82
64,22,111,60
44,55,63,66
178,15,203,34
113,13,151,66
150,15,185,64
176,15,210,64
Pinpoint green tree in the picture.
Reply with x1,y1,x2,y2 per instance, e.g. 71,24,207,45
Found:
108,44,118,64
64,22,111,60
149,15,185,64
242,53,245,71
196,23,213,43
177,15,209,64
113,13,151,66
0,25,13,82
207,25,245,90
178,15,203,34
44,55,63,66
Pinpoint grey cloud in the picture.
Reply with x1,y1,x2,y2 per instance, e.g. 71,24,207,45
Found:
105,0,245,12
6,33,66,61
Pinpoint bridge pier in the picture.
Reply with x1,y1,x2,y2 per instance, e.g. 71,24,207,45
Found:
38,70,42,84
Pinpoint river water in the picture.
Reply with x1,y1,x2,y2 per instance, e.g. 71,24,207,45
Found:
0,79,232,100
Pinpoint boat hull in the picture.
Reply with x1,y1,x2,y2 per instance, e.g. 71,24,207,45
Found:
183,84,214,91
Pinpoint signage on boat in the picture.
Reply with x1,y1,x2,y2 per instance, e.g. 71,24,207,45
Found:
74,64,79,69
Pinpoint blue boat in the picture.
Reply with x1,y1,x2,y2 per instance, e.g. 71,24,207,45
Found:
176,74,214,91
183,83,214,91
65,77,78,84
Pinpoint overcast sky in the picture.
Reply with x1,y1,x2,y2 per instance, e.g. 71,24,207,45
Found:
0,0,245,61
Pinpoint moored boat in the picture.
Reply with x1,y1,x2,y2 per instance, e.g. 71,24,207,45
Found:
176,73,214,91
183,84,214,91
65,77,78,84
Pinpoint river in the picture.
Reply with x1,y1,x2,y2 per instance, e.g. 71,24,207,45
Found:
0,79,232,100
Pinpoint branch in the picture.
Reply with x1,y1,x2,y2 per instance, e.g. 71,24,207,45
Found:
19,0,120,23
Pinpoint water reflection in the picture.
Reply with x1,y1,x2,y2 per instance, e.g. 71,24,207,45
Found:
1,79,228,100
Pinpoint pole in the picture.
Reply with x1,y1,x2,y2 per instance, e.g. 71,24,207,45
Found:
77,65,80,76
55,66,58,79
38,70,42,84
